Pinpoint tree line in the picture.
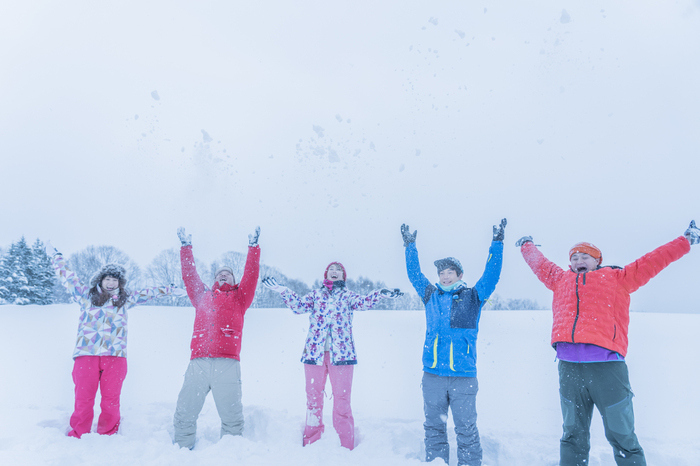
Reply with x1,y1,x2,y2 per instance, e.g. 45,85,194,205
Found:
0,237,426,309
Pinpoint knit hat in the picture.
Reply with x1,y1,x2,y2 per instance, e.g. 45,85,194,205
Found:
215,266,234,277
569,242,602,263
90,263,127,289
434,257,463,275
324,262,347,280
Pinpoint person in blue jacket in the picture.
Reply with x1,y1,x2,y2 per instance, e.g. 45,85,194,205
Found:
401,219,506,466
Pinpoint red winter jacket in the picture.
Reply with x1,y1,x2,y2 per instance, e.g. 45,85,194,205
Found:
180,245,260,360
521,236,690,357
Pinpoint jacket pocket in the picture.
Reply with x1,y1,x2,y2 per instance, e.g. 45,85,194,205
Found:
605,393,635,436
449,336,475,373
422,334,439,369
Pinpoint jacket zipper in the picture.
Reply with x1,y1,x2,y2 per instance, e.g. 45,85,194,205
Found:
572,273,585,342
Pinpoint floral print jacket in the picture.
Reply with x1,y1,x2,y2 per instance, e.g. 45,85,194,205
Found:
280,284,383,365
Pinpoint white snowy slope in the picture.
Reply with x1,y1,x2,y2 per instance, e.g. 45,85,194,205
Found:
0,305,698,466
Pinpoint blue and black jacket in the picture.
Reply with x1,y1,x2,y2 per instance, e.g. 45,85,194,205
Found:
405,241,503,377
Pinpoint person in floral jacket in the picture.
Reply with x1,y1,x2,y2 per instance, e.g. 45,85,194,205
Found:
262,264,402,450
47,242,185,439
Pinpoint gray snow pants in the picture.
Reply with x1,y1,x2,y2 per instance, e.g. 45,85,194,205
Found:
559,360,646,466
422,372,482,466
173,357,243,449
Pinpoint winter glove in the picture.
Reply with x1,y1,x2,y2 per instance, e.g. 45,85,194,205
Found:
177,227,192,246
44,240,59,256
170,285,189,298
401,224,417,247
249,226,261,247
515,236,534,247
493,218,507,242
685,220,700,245
380,288,404,298
261,276,285,293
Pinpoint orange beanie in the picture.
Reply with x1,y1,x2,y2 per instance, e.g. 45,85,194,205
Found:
569,242,602,263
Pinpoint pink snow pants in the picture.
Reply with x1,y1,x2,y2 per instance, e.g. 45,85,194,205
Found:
68,356,127,438
303,351,355,450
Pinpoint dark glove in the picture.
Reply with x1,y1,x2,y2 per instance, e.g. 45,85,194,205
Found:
380,288,404,298
493,218,507,242
515,236,533,247
177,227,192,246
262,276,284,292
685,220,700,245
401,224,417,247
249,226,261,247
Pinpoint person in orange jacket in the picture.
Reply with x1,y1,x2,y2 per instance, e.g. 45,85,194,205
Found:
516,220,699,466
173,226,261,450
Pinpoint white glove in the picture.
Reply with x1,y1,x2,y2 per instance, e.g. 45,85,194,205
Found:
44,240,59,256
170,285,189,298
249,226,261,247
262,277,285,293
685,220,700,245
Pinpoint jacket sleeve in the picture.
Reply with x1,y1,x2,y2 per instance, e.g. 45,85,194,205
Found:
50,253,89,304
405,242,434,303
618,236,691,293
520,242,565,291
280,289,317,315
127,285,178,307
180,245,207,307
235,245,261,311
474,241,504,301
347,289,384,311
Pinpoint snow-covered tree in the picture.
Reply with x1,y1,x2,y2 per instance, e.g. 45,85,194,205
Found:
67,245,142,290
28,239,55,305
0,237,33,305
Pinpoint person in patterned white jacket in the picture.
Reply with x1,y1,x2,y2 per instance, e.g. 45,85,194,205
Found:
46,242,185,439
262,263,402,450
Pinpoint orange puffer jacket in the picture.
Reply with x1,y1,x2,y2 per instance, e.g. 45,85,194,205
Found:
521,236,690,357
180,244,260,360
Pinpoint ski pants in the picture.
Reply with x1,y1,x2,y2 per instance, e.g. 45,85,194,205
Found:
68,355,127,438
303,351,355,449
422,372,482,466
173,357,243,449
559,360,646,466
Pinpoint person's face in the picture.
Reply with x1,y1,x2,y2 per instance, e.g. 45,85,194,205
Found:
438,268,463,286
101,276,120,292
216,270,235,286
326,264,345,281
570,253,600,273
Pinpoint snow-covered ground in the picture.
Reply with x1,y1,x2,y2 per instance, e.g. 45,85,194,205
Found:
1,304,698,466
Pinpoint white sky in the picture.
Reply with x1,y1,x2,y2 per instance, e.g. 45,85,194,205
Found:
2,1,699,311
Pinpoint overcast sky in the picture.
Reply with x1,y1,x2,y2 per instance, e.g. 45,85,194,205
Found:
2,1,699,311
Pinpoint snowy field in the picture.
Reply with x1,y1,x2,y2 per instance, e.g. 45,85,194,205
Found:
0,304,698,466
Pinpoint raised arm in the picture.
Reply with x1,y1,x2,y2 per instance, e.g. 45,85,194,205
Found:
128,284,187,307
235,230,262,310
262,277,316,314
618,234,691,293
46,243,89,304
475,219,506,300
402,224,433,302
518,237,565,291
178,228,207,306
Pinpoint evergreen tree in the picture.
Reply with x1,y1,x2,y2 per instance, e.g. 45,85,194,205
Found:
0,237,33,305
28,239,56,304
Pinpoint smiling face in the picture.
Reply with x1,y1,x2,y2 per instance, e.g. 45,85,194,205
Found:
438,268,463,287
570,253,600,273
101,276,120,292
326,264,345,281
216,270,236,286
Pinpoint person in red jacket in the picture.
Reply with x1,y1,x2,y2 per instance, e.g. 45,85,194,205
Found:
516,221,699,466
173,226,261,450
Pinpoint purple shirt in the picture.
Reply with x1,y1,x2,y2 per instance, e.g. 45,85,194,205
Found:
556,342,624,363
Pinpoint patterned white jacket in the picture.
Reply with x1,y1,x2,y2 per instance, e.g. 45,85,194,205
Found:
280,284,384,365
52,254,177,359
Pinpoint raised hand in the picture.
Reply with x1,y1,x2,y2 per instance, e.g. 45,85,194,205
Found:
515,236,534,247
44,240,59,256
262,276,285,293
170,285,189,298
401,224,417,247
380,288,404,298
249,226,261,247
685,220,700,245
177,227,192,246
493,218,507,242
